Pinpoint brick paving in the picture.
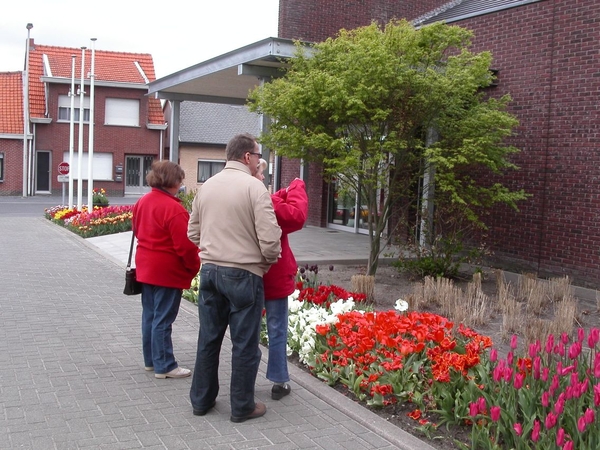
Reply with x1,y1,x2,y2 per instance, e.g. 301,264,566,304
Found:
0,198,433,450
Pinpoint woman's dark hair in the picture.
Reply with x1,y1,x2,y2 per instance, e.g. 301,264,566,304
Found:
146,160,185,188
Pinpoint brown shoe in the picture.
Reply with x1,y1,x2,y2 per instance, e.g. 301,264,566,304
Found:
230,401,266,423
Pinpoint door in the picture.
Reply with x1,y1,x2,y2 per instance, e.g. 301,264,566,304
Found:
124,155,153,195
35,151,51,193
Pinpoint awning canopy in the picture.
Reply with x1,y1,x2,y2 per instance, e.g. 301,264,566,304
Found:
147,37,311,105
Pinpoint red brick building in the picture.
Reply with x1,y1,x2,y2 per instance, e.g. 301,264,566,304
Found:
0,40,165,199
273,0,600,287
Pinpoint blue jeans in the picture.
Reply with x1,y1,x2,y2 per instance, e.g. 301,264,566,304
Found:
190,264,264,417
141,284,182,374
264,298,290,383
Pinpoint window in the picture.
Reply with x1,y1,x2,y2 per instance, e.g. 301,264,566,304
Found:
58,95,90,122
0,153,4,181
105,98,139,126
63,151,113,180
197,160,225,182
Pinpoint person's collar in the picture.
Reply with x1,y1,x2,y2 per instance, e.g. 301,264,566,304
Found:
225,160,251,175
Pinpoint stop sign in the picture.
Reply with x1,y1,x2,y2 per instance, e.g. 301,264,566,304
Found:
58,162,70,175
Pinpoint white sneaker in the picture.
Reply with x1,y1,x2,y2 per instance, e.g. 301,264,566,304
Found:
155,367,191,379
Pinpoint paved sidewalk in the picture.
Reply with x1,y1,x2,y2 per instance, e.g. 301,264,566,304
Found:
0,206,433,449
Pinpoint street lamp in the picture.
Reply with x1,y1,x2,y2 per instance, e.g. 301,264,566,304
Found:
22,23,33,197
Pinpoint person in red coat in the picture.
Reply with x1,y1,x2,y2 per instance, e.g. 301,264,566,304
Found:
132,161,200,379
256,160,308,399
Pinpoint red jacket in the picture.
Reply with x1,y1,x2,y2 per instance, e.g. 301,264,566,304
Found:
132,188,200,289
263,179,308,300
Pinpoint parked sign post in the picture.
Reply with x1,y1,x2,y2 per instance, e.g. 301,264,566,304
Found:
57,162,70,205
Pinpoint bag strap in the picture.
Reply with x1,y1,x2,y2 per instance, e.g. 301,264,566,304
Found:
126,231,135,269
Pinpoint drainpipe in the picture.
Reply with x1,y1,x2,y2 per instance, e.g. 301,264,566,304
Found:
22,23,33,197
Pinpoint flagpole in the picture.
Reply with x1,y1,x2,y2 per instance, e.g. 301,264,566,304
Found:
86,38,96,209
76,46,86,210
68,55,76,208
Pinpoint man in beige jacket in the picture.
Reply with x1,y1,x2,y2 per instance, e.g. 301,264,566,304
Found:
187,133,281,423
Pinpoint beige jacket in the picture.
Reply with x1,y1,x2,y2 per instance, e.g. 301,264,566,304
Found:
188,161,281,277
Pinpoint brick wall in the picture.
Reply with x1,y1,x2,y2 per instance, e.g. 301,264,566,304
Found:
277,0,600,286
0,139,26,195
454,0,600,286
278,0,448,42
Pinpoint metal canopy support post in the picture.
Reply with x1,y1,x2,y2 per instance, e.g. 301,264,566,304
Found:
169,100,180,163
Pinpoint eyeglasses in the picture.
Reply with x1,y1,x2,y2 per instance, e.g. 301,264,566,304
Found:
248,152,262,158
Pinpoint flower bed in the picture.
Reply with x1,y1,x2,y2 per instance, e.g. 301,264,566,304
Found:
45,205,133,238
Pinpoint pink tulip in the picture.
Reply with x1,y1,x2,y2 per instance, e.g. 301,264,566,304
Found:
528,343,537,358
554,343,565,357
579,378,589,397
577,327,585,343
532,419,541,442
594,353,600,378
545,333,555,354
568,341,581,359
541,367,550,382
594,383,600,406
556,428,565,446
477,396,486,414
513,423,523,436
507,351,514,366
510,334,518,349
561,333,569,345
490,406,501,422
584,407,595,424
514,372,525,389
533,356,541,379
504,367,513,383
545,411,557,429
469,402,479,417
563,441,574,450
542,391,550,407
577,415,587,432
588,328,599,347
555,397,565,415
489,348,498,363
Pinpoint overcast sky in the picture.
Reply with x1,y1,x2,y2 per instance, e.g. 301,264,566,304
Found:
0,0,280,79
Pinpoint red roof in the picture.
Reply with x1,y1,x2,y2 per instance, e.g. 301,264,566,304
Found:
0,72,24,134
27,40,164,125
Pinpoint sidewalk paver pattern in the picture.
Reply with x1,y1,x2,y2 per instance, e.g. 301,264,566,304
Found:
0,197,434,450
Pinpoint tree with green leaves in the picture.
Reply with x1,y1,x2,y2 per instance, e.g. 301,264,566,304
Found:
248,20,527,276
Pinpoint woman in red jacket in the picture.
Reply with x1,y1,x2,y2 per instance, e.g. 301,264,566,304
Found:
132,161,200,379
256,160,308,399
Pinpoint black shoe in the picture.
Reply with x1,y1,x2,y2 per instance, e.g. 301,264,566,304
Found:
271,383,291,400
193,400,216,416
230,401,267,423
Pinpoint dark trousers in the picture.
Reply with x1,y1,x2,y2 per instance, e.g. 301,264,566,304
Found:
190,264,264,417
